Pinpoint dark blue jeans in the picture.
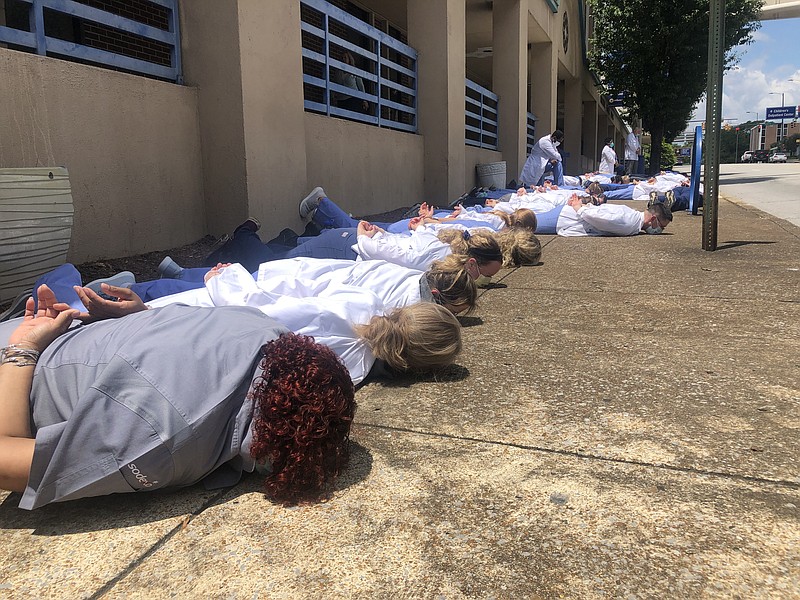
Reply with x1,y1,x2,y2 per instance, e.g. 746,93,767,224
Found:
132,228,362,303
537,161,564,187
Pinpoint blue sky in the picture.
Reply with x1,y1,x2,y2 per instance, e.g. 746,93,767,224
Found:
690,17,800,127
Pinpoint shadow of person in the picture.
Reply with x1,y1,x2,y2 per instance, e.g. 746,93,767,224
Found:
367,363,470,388
0,444,374,535
457,316,484,328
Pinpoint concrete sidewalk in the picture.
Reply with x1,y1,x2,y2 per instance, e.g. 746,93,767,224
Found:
1,197,798,599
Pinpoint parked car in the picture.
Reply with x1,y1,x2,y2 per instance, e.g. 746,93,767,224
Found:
768,151,787,163
743,149,770,163
741,150,754,162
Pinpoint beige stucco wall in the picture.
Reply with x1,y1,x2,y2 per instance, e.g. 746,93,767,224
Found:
304,113,424,215
0,48,204,263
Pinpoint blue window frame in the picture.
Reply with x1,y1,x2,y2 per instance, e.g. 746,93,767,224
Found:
465,79,498,150
0,0,182,82
300,0,417,133
526,112,537,155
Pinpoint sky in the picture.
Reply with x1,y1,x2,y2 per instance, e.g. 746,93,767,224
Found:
689,17,800,129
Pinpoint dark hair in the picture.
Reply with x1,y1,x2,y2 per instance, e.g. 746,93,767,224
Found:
552,130,564,142
603,137,613,146
249,333,356,505
648,203,673,223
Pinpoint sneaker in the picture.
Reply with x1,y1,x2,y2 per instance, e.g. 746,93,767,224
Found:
0,288,32,322
401,203,422,219
208,233,231,252
236,217,261,233
85,272,136,298
647,191,658,208
158,256,184,279
664,190,676,210
299,187,326,221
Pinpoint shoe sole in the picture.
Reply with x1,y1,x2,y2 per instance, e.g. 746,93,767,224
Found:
300,187,325,220
85,271,136,295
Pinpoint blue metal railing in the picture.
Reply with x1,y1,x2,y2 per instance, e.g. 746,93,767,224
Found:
465,79,498,150
0,0,182,82
300,0,417,133
526,112,537,155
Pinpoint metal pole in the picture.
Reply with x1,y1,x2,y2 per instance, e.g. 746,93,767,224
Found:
735,129,739,163
703,0,725,251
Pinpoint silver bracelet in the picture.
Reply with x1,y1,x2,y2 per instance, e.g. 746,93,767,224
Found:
0,345,40,367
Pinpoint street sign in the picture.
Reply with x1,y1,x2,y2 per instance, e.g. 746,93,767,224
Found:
765,106,797,120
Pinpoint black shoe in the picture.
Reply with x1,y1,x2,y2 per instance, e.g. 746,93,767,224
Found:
302,221,323,237
647,191,658,208
269,227,300,247
236,217,261,233
401,203,422,219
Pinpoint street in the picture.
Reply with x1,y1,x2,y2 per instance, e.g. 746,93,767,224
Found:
714,162,800,228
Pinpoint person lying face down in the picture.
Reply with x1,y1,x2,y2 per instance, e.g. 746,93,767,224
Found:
72,270,464,387
557,193,673,237
411,202,538,234
130,256,479,317
0,285,356,509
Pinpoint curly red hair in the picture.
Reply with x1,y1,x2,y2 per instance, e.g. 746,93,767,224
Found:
249,333,356,505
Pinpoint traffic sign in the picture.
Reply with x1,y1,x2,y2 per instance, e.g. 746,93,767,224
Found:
765,106,797,120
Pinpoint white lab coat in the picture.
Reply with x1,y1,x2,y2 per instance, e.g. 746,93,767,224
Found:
354,229,452,271
625,132,641,161
255,258,426,309
147,264,385,384
556,204,645,237
519,134,561,185
492,189,580,215
599,145,618,174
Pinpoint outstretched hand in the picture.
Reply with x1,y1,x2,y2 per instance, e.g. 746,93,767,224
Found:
357,220,382,238
73,284,147,323
418,202,435,219
204,263,232,283
7,285,79,353
567,193,584,211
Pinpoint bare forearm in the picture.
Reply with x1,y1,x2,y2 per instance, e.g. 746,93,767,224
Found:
0,362,34,438
0,362,36,493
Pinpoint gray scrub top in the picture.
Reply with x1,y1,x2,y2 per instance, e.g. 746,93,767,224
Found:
20,304,288,509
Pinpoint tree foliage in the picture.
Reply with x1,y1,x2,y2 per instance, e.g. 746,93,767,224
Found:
588,0,762,173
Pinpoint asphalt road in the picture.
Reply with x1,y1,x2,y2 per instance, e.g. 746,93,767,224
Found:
715,162,800,228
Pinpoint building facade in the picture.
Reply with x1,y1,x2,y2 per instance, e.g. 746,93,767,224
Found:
0,0,627,262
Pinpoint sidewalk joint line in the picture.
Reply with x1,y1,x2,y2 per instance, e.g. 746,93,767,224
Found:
88,489,233,599
358,422,800,490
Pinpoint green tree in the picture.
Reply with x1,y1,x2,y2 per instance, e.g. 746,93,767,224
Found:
784,133,798,156
644,140,677,169
588,0,762,173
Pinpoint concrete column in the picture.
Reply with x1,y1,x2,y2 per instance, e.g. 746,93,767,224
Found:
179,0,308,238
563,77,582,175
492,0,527,180
238,0,308,235
529,42,557,133
408,0,466,204
180,0,247,236
595,115,610,169
582,100,598,174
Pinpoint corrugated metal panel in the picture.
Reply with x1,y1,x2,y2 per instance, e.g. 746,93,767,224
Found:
0,167,74,303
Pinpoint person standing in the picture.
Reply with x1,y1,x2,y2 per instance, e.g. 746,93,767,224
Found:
519,130,565,187
599,137,618,174
625,127,642,174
